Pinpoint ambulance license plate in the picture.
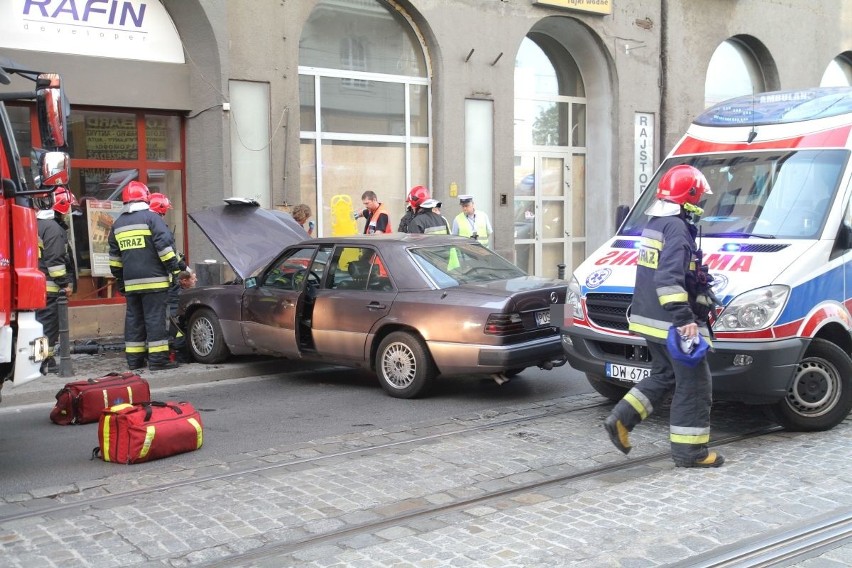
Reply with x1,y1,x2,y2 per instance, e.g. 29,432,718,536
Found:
535,310,551,326
606,362,650,383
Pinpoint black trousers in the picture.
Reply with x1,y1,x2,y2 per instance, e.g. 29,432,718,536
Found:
610,340,713,464
35,294,60,353
124,291,170,367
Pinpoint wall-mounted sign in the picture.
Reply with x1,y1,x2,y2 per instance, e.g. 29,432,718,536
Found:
634,112,655,200
0,0,185,63
533,0,612,15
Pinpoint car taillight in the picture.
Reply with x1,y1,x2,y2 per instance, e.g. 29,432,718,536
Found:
484,313,524,335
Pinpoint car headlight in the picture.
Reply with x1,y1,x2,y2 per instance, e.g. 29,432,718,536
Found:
714,285,789,332
567,276,584,320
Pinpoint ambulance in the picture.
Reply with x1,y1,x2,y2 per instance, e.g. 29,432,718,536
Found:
563,87,852,432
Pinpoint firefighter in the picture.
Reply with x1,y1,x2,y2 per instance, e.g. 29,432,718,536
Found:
407,198,450,235
34,187,76,373
398,185,429,233
108,182,182,371
604,164,725,468
149,192,190,362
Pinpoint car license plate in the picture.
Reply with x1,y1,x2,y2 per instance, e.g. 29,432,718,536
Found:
535,310,551,326
606,362,650,383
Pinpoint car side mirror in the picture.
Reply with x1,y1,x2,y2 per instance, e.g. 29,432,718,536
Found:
245,277,257,289
36,73,68,149
31,149,70,187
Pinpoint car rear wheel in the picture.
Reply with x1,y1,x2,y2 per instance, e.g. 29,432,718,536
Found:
376,331,436,399
586,373,629,402
188,308,230,364
770,338,852,431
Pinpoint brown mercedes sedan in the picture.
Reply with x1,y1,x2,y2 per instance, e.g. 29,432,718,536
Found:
179,200,568,398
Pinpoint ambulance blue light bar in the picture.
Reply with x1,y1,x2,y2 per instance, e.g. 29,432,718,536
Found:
695,87,852,127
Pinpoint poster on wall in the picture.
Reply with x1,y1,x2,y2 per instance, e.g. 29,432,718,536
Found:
86,200,125,278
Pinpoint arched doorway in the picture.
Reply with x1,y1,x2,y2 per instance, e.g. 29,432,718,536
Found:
514,35,585,278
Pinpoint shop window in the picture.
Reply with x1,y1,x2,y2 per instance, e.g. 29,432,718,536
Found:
821,53,852,87
16,105,185,306
299,0,430,236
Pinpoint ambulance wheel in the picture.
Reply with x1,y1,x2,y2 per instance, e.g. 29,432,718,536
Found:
770,338,852,431
188,308,230,364
586,373,629,402
376,331,436,399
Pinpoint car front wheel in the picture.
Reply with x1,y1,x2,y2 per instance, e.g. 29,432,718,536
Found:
586,373,630,402
376,331,436,399
188,308,230,364
770,338,852,431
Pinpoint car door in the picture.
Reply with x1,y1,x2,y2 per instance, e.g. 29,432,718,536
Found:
311,246,397,362
241,246,317,356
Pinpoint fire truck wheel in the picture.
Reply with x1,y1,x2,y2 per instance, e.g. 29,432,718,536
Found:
770,338,852,432
585,373,629,402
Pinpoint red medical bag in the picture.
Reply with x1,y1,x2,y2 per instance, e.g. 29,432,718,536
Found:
94,401,204,464
50,372,150,425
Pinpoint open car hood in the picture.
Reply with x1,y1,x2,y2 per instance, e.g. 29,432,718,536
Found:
188,199,307,279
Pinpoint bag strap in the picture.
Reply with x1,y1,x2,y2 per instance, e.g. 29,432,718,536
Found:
91,447,101,460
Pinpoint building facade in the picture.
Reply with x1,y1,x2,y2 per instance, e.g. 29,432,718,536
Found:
1,0,850,338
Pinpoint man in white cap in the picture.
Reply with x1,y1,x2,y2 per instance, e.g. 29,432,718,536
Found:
452,194,492,248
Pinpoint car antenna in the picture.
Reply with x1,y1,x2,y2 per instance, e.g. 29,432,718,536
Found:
747,90,757,143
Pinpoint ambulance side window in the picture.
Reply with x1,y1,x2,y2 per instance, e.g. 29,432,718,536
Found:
838,193,852,255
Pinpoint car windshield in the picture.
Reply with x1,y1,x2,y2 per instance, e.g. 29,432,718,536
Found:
410,242,526,288
620,149,849,239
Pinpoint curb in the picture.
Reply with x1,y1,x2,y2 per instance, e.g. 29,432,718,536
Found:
1,357,287,408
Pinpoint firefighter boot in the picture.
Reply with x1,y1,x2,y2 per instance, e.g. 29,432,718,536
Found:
604,414,632,455
675,451,725,468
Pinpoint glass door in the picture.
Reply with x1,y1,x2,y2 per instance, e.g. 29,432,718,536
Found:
514,152,585,278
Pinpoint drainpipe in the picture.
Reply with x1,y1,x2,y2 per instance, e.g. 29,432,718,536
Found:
659,0,668,157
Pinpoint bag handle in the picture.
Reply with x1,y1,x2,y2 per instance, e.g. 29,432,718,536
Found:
88,371,128,384
143,401,184,422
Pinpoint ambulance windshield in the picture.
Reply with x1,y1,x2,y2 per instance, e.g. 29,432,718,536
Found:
620,149,849,240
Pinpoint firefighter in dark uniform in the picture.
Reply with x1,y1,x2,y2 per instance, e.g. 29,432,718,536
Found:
398,185,429,233
407,199,450,235
604,164,725,468
108,182,182,371
149,192,190,362
35,187,76,373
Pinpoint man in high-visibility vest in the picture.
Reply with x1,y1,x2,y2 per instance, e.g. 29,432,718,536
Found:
451,194,492,248
355,190,392,234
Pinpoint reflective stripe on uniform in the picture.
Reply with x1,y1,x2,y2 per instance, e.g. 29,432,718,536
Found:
627,314,670,339
657,285,688,305
670,425,711,445
624,388,653,419
148,339,170,354
113,225,152,236
126,341,146,354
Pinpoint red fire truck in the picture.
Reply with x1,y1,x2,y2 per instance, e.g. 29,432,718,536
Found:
0,58,70,398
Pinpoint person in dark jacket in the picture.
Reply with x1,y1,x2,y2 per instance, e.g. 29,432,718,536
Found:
35,187,77,373
407,199,450,235
108,182,182,371
604,164,725,468
398,185,429,233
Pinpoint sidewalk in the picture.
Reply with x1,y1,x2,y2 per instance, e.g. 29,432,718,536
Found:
1,349,286,408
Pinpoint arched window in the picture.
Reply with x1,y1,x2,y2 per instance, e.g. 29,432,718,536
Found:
821,54,852,87
705,39,765,108
514,35,587,277
299,0,430,236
